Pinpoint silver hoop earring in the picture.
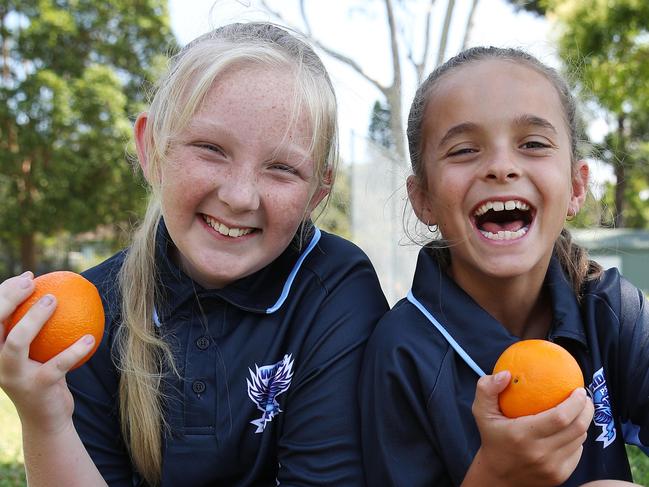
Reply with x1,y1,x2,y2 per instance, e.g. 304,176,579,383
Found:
426,221,438,233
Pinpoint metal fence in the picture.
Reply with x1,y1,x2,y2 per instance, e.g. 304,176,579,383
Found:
349,133,420,305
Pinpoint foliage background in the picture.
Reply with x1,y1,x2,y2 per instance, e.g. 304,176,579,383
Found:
0,0,648,484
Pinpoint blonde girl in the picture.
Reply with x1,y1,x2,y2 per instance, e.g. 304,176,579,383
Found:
0,22,387,486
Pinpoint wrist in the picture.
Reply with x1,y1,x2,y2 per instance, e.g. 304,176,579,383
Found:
462,448,509,487
20,412,76,439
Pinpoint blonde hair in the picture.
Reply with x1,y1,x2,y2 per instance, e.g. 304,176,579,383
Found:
116,22,339,485
406,46,602,297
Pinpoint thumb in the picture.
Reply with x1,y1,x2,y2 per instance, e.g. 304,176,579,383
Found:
473,371,511,417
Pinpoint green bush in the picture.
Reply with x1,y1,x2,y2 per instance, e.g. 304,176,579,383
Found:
0,390,25,486
628,444,649,485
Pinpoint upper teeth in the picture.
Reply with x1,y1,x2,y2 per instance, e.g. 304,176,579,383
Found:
474,199,530,217
204,215,254,237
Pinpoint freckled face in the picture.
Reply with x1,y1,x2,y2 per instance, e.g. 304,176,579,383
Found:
154,65,325,288
410,59,586,284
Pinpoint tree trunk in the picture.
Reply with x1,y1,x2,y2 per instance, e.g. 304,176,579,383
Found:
613,162,626,228
386,88,406,163
436,0,456,67
613,115,626,228
20,233,36,272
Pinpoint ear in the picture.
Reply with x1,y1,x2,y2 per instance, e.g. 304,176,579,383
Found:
133,112,157,184
407,174,435,225
568,160,589,216
307,167,332,212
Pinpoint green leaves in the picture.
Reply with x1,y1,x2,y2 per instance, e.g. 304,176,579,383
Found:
552,0,649,228
0,0,177,268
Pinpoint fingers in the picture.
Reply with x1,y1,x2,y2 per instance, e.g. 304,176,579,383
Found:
542,391,593,451
0,272,35,324
533,388,592,438
472,371,511,419
544,443,584,485
37,335,95,384
2,294,56,364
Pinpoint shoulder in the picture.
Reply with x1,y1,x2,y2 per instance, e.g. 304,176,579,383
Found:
82,249,126,291
364,298,450,374
81,249,127,323
583,267,644,326
308,230,375,270
303,230,385,297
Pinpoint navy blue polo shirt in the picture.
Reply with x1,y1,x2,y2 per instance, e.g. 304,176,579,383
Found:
360,246,649,486
67,220,388,486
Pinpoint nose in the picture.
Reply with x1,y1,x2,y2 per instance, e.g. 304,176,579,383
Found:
483,148,521,182
217,165,261,212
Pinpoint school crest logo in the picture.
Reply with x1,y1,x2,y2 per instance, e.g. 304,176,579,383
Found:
247,354,294,433
588,367,616,448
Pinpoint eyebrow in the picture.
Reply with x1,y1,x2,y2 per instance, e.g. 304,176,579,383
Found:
438,122,480,148
437,115,558,149
514,114,557,134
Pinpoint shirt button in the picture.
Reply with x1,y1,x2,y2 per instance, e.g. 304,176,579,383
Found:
195,336,210,350
192,380,206,394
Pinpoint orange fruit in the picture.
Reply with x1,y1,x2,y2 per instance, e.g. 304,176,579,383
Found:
5,271,105,370
492,339,584,418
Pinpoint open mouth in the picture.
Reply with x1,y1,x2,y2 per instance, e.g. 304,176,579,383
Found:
202,214,257,238
472,199,534,241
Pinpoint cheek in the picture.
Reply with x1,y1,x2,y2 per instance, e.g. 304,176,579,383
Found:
428,168,468,209
159,165,213,216
263,185,312,225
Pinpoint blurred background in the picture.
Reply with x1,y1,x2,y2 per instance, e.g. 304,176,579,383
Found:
1,0,648,485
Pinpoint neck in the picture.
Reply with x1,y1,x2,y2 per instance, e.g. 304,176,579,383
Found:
448,262,553,339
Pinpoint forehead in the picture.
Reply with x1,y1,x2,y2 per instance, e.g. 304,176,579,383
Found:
201,63,297,116
423,59,567,140
193,64,310,136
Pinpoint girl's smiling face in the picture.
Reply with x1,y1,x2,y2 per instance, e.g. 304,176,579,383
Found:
137,64,327,289
409,59,588,286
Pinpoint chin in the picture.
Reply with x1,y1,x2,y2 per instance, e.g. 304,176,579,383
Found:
474,257,540,280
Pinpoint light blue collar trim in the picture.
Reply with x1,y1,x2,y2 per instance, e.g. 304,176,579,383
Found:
266,227,321,314
153,307,162,328
406,289,486,377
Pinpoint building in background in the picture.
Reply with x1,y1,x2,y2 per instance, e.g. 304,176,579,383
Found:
573,229,649,294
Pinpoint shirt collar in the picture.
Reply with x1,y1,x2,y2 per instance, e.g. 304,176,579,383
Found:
409,248,587,377
153,218,320,324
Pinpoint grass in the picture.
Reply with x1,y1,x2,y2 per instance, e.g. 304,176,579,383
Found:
628,444,649,486
0,390,648,486
0,390,25,487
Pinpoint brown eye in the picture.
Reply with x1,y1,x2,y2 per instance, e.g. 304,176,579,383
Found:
448,147,478,157
521,141,551,150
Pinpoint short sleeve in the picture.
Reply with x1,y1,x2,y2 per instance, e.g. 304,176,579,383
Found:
359,311,450,487
617,278,649,454
275,262,388,486
67,335,137,486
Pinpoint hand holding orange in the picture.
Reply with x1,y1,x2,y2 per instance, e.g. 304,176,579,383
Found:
492,339,584,418
5,271,105,370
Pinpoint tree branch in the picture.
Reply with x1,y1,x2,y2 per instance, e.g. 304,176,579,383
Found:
436,0,455,67
417,0,435,84
298,0,313,36
384,0,401,89
260,0,387,94
461,0,479,51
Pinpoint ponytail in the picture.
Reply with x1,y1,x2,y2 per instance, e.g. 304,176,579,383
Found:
553,228,603,300
116,199,177,486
